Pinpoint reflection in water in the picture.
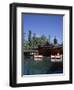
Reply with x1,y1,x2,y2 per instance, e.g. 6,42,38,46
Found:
23,56,63,75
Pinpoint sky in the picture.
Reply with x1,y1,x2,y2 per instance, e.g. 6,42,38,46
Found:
23,14,63,44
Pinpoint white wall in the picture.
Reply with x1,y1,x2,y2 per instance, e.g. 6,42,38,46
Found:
0,0,74,89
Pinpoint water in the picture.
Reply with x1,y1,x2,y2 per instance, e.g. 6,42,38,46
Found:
23,57,63,75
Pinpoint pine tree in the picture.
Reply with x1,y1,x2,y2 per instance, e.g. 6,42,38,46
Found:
32,33,36,48
54,36,58,45
48,35,50,44
28,30,32,47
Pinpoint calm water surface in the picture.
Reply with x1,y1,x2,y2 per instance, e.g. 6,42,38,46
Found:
23,57,63,75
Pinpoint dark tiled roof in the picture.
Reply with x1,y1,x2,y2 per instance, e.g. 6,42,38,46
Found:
39,44,62,49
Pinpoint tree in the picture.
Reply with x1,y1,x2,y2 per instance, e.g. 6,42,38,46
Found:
32,33,37,48
31,34,48,49
32,33,36,41
28,30,32,46
40,35,48,45
24,41,30,49
41,35,46,40
53,36,58,45
48,35,50,44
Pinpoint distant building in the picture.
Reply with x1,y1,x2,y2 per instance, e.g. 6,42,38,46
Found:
38,41,63,57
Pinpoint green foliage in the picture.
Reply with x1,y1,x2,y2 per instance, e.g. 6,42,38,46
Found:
24,41,30,49
24,30,59,49
31,35,48,48
54,37,58,45
28,30,32,46
24,34,48,49
48,35,50,44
